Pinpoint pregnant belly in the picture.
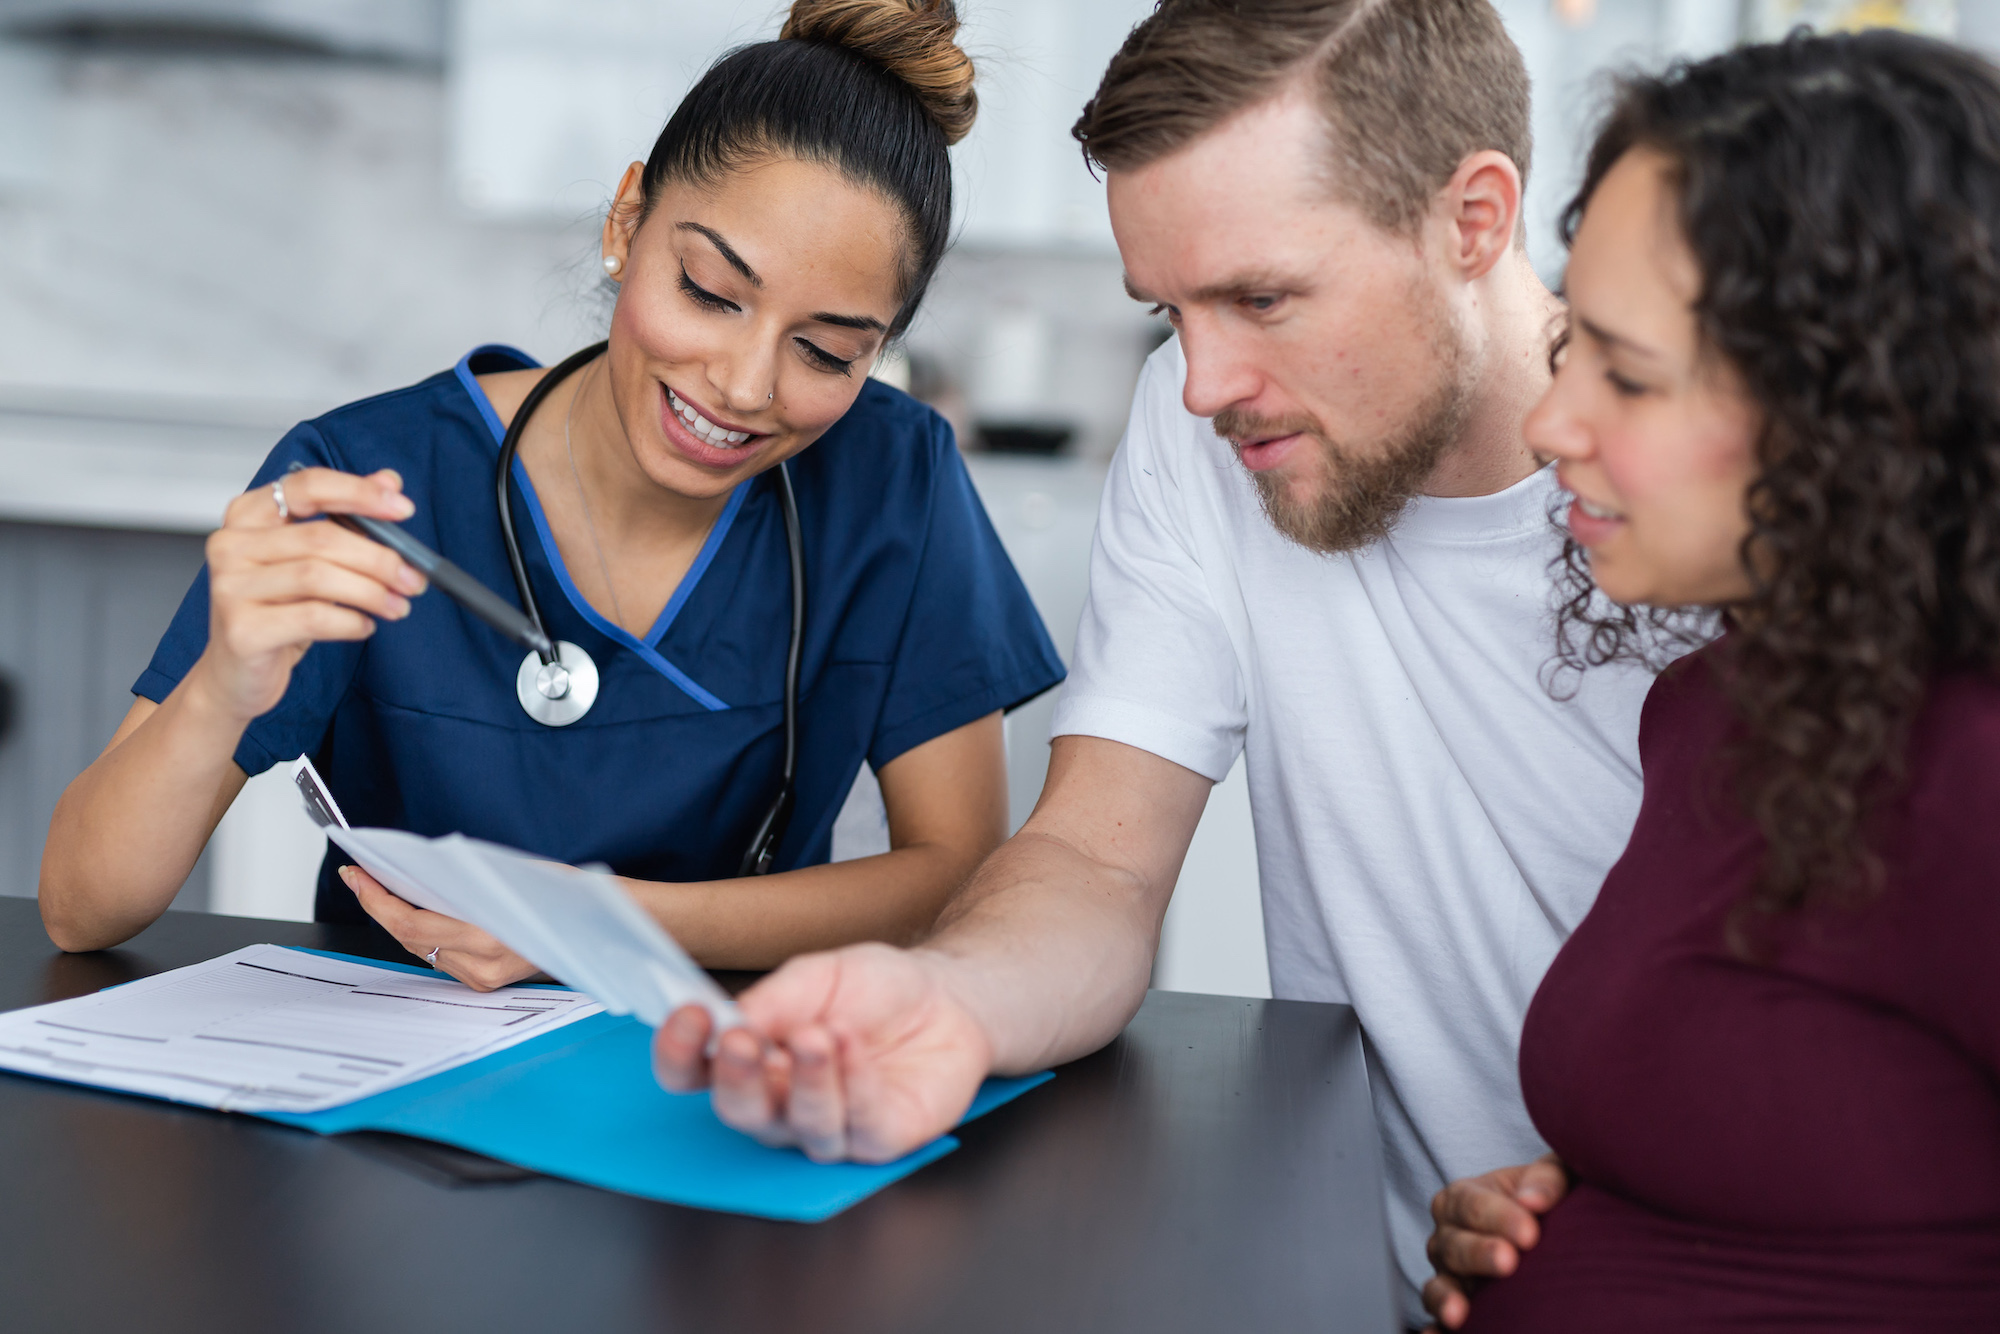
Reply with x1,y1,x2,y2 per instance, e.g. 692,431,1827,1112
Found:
1462,1182,2000,1333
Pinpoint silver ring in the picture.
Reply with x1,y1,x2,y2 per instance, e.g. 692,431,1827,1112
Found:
271,479,289,522
425,945,441,967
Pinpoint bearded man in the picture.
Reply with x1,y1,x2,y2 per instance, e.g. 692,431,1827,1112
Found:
655,1,1658,1323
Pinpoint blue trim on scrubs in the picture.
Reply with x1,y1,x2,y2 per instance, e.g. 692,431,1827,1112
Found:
640,484,747,649
452,350,512,440
517,476,742,711
449,346,740,711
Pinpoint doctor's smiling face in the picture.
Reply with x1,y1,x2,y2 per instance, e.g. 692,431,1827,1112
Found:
595,154,906,499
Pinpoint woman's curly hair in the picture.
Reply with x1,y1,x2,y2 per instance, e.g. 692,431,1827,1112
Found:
1555,31,2000,923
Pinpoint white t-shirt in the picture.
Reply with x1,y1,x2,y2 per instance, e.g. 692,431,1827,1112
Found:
1052,340,1658,1316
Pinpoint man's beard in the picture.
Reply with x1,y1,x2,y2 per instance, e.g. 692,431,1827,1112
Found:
1216,327,1473,555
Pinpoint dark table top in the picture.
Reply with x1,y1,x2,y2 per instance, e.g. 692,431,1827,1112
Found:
0,897,1396,1334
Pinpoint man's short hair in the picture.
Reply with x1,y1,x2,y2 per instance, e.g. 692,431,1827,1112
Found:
1073,0,1532,234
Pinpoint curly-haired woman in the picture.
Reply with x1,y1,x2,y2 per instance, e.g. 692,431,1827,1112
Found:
1422,30,2000,1331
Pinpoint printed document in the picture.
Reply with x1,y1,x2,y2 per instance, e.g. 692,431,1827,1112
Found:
0,944,601,1113
295,755,740,1031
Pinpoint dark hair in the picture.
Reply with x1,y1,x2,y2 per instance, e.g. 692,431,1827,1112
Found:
1073,0,1530,235
640,0,976,336
1555,31,2000,925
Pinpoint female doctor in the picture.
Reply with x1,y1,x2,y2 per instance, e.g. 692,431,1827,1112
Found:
38,0,1064,986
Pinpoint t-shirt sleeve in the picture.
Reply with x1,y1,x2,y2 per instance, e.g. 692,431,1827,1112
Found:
1049,346,1248,783
132,423,367,778
867,421,1067,769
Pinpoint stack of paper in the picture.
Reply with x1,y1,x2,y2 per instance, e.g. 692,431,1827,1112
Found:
0,943,1055,1218
296,757,740,1031
0,944,602,1113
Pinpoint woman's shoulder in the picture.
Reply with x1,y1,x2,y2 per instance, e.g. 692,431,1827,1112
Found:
468,367,543,434
295,361,499,473
799,378,957,487
1634,641,1733,770
296,350,528,470
787,379,1009,588
1910,669,2000,793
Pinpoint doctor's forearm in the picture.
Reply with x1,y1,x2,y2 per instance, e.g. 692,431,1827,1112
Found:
627,843,981,972
40,674,249,952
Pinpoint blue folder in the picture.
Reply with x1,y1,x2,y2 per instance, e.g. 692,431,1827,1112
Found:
252,950,1051,1222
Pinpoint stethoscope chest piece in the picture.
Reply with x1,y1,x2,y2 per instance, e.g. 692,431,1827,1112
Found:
516,640,599,726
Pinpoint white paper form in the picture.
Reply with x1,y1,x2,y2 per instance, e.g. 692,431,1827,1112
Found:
323,825,743,1032
0,944,603,1113
297,753,740,1031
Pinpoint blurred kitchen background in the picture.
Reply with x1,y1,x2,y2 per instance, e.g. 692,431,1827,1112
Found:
0,0,1988,997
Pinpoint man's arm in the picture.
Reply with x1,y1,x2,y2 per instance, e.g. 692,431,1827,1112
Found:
652,733,1214,1161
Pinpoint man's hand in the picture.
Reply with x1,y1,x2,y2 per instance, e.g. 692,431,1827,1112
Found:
651,739,1212,1163
652,942,995,1163
1422,1154,1568,1330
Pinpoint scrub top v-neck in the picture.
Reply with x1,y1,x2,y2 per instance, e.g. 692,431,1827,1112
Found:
137,345,1066,923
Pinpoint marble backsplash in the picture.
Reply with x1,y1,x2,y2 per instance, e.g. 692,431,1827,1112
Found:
0,38,1155,461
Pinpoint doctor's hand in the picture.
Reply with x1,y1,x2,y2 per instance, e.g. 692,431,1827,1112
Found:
1422,1153,1569,1330
652,943,995,1164
189,466,429,726
340,865,540,992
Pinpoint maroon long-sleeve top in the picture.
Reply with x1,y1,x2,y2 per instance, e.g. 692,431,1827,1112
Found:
1467,649,2000,1331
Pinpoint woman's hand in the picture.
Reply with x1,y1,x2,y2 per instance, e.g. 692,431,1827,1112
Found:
340,865,540,991
187,467,428,726
1422,1154,1569,1330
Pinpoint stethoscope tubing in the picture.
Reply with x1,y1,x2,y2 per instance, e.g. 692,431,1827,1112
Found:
495,342,606,666
491,342,804,875
738,461,805,877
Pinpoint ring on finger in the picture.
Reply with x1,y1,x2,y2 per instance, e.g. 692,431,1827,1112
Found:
425,945,440,967
271,479,290,522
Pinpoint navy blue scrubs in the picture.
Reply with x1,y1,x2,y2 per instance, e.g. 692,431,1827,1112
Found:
138,346,1065,923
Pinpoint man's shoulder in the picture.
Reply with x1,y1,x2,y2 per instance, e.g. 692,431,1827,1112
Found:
1128,336,1213,457
1114,337,1266,519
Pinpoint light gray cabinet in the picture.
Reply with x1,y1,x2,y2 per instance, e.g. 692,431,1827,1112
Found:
0,519,209,905
0,1,445,61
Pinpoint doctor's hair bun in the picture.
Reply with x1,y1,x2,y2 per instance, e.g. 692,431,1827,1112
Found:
781,0,978,145
639,0,973,335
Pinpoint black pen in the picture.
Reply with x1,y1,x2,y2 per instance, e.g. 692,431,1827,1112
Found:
284,462,553,656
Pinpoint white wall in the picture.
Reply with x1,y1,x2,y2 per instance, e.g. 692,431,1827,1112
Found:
210,764,323,921
1155,759,1270,998
447,0,1157,250
1493,0,1743,283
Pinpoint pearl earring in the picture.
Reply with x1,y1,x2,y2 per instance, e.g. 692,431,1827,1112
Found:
602,255,623,277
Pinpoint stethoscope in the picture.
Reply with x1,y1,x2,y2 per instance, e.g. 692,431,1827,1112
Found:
496,341,804,877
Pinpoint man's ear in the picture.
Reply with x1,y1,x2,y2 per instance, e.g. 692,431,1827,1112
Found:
1437,149,1524,282
601,161,647,274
